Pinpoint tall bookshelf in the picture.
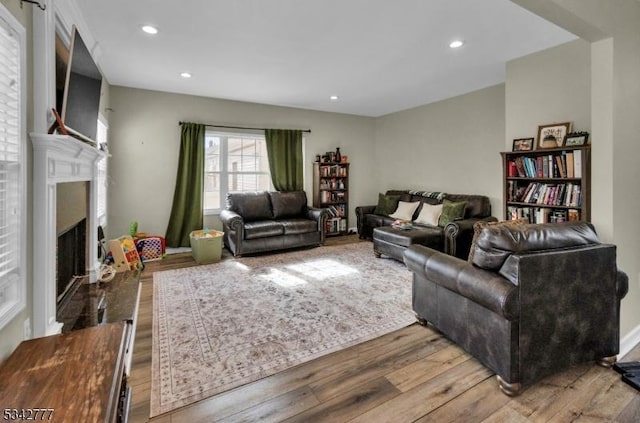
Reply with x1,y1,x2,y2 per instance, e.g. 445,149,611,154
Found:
501,145,591,223
313,161,349,236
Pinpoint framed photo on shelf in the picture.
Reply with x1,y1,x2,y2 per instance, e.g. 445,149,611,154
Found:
537,122,572,149
512,137,534,152
563,132,589,146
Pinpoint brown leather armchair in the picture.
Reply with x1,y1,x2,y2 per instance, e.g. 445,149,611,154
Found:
220,191,328,256
404,221,628,395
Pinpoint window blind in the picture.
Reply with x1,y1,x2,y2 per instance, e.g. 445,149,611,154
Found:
0,6,25,330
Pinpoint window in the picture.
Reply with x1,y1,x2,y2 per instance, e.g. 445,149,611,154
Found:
0,5,26,330
96,116,108,227
204,131,272,213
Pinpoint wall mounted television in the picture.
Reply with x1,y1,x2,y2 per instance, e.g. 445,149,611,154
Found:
58,26,102,143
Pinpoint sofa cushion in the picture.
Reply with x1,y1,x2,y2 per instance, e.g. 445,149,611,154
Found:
471,221,600,271
446,194,492,218
389,201,420,221
438,200,467,227
384,190,413,203
374,193,402,216
281,218,317,235
226,191,273,222
414,203,443,226
244,220,284,239
269,191,307,219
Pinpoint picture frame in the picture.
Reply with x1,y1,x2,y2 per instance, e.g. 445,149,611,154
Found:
563,131,589,146
512,137,534,152
537,122,572,149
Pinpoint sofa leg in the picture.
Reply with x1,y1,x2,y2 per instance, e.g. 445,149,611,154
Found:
415,314,428,326
497,375,522,396
597,355,617,368
374,249,382,258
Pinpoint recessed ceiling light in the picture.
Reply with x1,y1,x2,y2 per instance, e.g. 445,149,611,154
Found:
180,72,192,78
141,25,158,35
329,95,339,101
449,40,464,49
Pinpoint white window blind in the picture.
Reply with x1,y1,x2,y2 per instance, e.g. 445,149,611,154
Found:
0,5,25,330
96,117,108,226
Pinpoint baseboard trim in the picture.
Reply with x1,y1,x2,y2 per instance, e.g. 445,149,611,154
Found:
620,324,640,359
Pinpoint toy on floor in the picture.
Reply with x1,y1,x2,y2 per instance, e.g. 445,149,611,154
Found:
129,221,167,262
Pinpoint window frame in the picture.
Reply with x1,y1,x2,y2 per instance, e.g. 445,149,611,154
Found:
0,4,27,331
96,114,108,227
203,130,272,215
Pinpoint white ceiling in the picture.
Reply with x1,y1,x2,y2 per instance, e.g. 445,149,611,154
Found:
73,0,576,117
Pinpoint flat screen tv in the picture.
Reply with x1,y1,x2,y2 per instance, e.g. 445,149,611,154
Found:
60,26,102,142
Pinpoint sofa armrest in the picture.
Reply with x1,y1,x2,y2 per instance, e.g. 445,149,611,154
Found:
617,268,629,300
355,205,377,236
444,216,498,259
404,245,518,320
306,207,330,239
219,209,244,231
305,207,328,222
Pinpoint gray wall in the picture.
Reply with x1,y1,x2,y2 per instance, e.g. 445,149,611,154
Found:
506,40,591,146
107,87,375,238
374,84,505,215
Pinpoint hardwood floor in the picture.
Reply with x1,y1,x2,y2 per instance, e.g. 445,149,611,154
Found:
128,235,640,422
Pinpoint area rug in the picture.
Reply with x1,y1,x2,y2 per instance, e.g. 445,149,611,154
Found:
150,242,414,416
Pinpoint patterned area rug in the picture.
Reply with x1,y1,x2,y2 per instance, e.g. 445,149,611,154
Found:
150,242,414,417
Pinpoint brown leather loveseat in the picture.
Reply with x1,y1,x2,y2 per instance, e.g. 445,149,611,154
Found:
404,221,628,395
220,191,328,256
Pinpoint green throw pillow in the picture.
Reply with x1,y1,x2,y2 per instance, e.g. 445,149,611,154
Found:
438,200,467,227
374,193,401,216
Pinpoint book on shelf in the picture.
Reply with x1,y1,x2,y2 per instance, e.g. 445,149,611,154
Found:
515,157,526,177
573,150,582,178
555,155,566,178
507,206,579,224
327,204,346,217
510,150,584,180
514,182,581,207
565,152,574,178
326,217,345,234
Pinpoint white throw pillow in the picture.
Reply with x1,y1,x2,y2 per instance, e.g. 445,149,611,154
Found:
413,203,443,226
389,201,420,221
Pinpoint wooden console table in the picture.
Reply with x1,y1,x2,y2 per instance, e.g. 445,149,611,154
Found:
0,322,132,422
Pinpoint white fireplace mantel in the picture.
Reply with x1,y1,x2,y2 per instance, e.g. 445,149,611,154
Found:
31,133,106,337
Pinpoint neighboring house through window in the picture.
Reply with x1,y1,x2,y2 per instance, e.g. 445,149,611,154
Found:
204,130,272,213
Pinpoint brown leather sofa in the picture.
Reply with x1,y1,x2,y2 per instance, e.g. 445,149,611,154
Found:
356,190,496,260
403,221,628,395
220,191,328,256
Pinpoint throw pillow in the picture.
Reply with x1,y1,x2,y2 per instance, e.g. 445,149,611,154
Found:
389,201,420,221
374,193,401,216
438,200,467,227
467,219,527,263
413,203,443,226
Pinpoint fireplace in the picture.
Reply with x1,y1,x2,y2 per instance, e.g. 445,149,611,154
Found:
31,133,106,337
56,218,86,303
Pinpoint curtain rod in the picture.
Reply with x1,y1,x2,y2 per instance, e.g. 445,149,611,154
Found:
179,121,311,133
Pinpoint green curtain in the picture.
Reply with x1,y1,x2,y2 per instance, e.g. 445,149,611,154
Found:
165,122,205,247
265,129,303,191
